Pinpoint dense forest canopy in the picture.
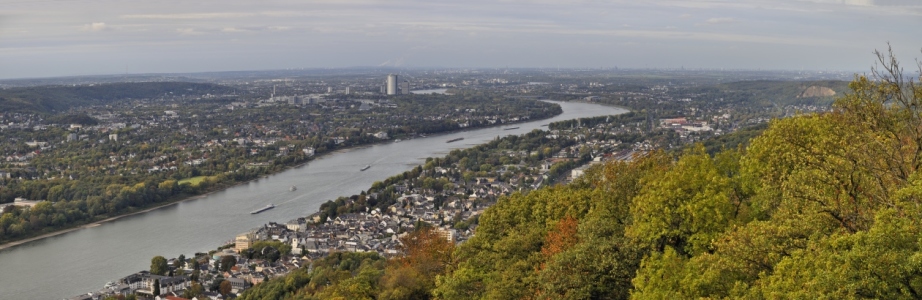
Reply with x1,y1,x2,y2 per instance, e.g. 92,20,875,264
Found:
235,52,922,299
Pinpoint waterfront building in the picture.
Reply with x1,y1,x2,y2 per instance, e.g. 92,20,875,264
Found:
235,232,255,253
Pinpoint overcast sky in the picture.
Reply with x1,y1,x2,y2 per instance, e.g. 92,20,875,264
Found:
1,0,920,79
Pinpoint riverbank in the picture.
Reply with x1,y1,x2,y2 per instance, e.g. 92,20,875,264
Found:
0,199,188,251
0,178,256,251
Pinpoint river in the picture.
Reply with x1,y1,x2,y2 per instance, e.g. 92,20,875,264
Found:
409,88,449,95
0,101,627,300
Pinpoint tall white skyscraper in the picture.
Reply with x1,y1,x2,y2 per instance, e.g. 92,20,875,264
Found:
386,74,398,95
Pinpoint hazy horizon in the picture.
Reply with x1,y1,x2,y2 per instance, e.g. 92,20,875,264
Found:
0,66,865,82
2,0,920,80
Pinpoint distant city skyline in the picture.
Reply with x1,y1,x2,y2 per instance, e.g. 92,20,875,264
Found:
1,0,920,79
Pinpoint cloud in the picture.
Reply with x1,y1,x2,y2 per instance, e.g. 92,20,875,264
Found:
797,0,875,6
704,17,737,24
176,28,204,36
220,26,291,33
844,0,875,5
679,13,692,18
121,13,251,20
119,11,334,20
82,22,108,32
222,27,250,33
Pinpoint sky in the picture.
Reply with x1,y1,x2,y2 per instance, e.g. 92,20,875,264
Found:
1,0,920,79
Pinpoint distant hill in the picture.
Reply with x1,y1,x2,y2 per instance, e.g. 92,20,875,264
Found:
44,113,100,126
0,82,234,114
716,80,850,107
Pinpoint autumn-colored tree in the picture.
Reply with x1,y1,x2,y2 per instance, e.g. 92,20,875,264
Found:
376,227,455,299
540,215,578,259
396,227,455,276
532,215,579,299
218,280,232,296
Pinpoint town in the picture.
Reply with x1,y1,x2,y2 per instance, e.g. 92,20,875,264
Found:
0,69,848,300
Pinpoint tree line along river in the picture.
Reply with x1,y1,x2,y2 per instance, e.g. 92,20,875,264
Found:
0,100,627,300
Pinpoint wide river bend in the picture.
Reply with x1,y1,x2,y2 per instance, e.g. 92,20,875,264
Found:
0,101,627,300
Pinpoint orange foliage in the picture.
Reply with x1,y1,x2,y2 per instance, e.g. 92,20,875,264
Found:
397,227,455,276
541,215,579,258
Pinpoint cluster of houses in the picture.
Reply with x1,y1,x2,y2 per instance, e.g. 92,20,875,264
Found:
68,246,305,300
236,187,507,261
660,117,714,136
64,174,510,300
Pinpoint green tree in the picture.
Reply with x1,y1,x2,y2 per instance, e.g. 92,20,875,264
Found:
150,256,168,276
759,209,922,298
220,255,237,272
182,282,204,299
627,144,735,256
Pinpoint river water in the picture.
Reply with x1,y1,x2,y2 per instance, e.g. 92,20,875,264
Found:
0,101,627,300
409,88,449,94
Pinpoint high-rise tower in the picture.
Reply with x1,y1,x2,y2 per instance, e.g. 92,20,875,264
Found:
386,74,398,95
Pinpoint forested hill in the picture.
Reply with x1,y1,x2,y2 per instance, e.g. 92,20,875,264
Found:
236,64,922,299
714,80,851,106
0,82,234,114
659,80,851,109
